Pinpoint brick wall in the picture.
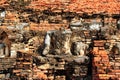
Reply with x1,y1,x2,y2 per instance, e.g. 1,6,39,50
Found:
29,0,120,14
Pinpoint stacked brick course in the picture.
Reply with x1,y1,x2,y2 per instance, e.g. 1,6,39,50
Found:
92,40,120,80
28,0,120,14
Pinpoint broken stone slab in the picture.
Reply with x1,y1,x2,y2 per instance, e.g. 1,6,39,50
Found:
38,63,50,70
73,56,89,64
0,74,5,79
0,11,6,18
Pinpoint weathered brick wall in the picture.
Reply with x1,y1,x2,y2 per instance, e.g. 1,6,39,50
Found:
28,0,120,14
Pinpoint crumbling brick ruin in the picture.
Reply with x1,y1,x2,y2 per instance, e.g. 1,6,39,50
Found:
0,0,120,80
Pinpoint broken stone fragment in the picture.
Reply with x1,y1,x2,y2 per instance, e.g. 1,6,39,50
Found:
73,56,89,64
